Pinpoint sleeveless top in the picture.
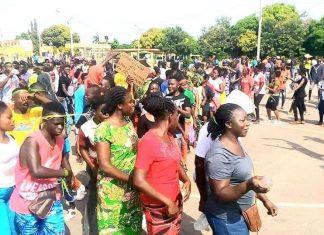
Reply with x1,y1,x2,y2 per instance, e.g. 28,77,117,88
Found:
10,130,64,214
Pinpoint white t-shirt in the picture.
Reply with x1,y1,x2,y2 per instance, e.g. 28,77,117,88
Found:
0,134,19,188
81,118,98,158
195,123,213,158
0,74,19,104
253,72,266,95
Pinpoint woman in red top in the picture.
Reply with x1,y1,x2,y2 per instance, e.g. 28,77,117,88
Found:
133,94,191,235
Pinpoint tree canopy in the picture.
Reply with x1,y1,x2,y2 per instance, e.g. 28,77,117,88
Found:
159,26,197,56
304,17,324,56
139,28,165,49
41,24,80,48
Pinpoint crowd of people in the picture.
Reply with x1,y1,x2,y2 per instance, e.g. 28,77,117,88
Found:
0,51,323,235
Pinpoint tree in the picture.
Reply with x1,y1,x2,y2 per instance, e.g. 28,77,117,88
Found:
15,32,30,40
304,17,324,56
111,38,133,49
28,19,40,54
261,3,306,57
232,15,258,56
41,24,80,48
159,26,197,56
238,30,257,56
198,17,234,59
139,28,165,49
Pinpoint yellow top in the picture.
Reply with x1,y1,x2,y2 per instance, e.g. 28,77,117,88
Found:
9,107,43,146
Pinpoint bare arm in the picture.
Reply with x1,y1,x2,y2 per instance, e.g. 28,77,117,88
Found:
96,142,129,182
195,156,207,211
209,176,268,203
22,137,66,179
133,168,174,206
177,107,191,118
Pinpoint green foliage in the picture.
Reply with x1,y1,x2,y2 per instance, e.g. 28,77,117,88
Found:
198,17,233,59
139,28,165,49
28,19,40,54
261,3,306,57
41,24,80,48
159,26,197,56
15,32,30,40
111,38,133,49
238,30,257,56
304,17,324,56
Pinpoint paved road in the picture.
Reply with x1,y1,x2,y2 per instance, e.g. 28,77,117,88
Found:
66,94,324,235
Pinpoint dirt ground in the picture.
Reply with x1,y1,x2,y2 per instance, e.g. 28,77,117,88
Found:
65,92,324,235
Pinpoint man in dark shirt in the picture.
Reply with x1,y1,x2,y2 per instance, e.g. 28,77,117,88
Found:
57,65,71,99
165,74,191,162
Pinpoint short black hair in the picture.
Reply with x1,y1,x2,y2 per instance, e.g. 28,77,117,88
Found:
42,102,65,117
12,87,28,95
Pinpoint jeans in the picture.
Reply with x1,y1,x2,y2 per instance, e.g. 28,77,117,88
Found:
0,186,17,235
15,200,64,235
205,212,249,235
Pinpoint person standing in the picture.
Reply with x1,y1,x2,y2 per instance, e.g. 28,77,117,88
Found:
266,70,281,122
165,76,192,162
133,94,191,235
205,103,278,234
316,76,324,125
10,102,72,235
253,64,266,123
309,59,324,101
0,101,19,235
94,86,142,234
290,71,308,124
0,62,19,104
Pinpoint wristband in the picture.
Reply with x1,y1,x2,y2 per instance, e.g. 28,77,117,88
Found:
63,168,69,178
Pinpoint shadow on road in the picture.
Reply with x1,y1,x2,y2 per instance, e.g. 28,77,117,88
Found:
180,213,204,235
263,138,324,161
303,136,324,144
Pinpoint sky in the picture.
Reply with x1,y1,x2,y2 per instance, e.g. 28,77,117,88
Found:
0,0,323,44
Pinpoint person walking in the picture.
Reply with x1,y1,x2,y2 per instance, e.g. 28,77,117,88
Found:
94,86,142,234
133,94,191,235
205,103,278,234
290,71,308,124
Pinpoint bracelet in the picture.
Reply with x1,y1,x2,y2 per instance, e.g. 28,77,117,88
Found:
62,168,69,178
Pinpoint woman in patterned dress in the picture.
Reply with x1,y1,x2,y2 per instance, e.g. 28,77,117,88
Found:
94,86,142,235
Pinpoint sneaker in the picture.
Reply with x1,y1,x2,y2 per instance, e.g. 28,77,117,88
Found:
64,208,77,222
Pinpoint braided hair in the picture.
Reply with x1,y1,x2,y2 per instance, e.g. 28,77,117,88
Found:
143,93,176,122
207,103,242,140
103,86,127,115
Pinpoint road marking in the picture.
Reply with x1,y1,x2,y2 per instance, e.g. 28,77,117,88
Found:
190,193,324,208
260,122,324,135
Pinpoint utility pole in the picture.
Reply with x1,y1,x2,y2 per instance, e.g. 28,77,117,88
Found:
68,18,74,57
256,0,262,61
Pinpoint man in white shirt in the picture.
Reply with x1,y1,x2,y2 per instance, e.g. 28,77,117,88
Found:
0,62,19,104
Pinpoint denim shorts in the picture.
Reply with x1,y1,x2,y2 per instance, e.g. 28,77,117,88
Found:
15,200,65,235
205,212,249,235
